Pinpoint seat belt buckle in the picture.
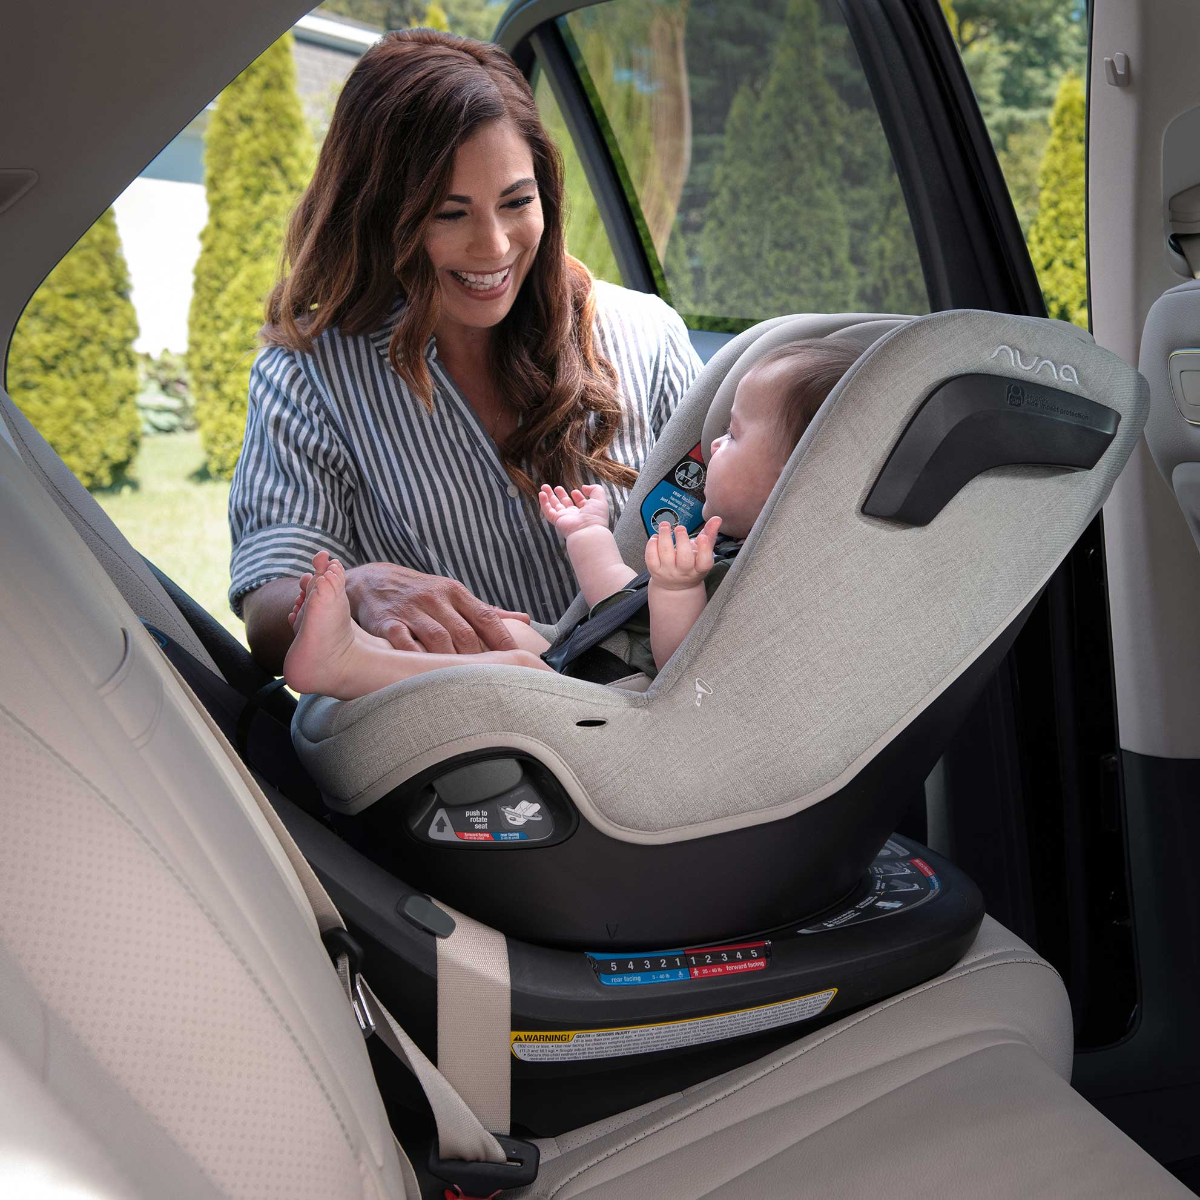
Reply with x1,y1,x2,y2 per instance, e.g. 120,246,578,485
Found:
321,927,376,1039
429,1134,539,1198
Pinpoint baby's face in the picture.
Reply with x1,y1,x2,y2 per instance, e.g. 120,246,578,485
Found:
702,361,793,539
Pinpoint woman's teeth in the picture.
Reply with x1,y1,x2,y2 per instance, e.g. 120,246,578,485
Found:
451,267,511,290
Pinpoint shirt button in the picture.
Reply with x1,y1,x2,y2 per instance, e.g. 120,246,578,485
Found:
506,484,519,498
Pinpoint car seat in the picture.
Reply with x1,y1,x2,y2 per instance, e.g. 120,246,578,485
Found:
292,308,1148,950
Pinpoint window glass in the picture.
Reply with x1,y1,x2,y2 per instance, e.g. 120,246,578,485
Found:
533,70,624,286
946,0,1088,326
562,0,929,332
6,2,509,645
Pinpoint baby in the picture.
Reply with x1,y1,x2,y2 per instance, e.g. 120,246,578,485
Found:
283,338,859,700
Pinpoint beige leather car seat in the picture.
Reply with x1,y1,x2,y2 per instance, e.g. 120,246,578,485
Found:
0,391,1188,1196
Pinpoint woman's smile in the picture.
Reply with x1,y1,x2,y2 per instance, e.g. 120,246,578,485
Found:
447,263,514,299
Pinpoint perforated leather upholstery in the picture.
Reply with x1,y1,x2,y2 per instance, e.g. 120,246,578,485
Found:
0,434,406,1199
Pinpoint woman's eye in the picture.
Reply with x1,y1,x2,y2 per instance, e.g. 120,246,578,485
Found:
435,210,466,222
506,195,536,210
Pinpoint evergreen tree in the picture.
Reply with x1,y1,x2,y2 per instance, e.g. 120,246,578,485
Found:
188,33,311,478
421,1,450,32
8,208,141,488
699,0,854,320
1027,70,1087,327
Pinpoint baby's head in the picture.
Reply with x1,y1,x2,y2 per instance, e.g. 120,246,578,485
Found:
702,337,861,539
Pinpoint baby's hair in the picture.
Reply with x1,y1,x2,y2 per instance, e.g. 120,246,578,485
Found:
752,337,863,451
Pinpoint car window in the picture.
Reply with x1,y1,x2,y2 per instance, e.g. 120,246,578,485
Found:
533,68,624,287
946,0,1089,326
557,0,930,332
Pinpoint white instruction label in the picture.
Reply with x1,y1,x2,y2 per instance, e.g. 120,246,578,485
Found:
510,989,837,1062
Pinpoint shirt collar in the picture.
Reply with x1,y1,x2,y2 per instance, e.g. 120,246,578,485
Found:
367,289,437,366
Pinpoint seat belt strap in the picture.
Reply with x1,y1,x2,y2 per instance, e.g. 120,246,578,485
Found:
436,904,512,1136
161,654,507,1169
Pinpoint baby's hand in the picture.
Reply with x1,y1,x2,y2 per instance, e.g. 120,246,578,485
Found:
645,516,722,591
538,483,610,541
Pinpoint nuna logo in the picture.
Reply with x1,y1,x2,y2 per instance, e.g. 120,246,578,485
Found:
990,344,1079,385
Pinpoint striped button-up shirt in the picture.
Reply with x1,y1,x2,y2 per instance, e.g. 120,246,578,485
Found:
227,280,703,623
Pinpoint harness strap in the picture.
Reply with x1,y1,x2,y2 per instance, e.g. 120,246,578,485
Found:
542,536,744,676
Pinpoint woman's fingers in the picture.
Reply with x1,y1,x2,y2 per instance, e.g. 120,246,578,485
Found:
447,587,519,651
407,610,480,655
493,608,532,625
378,619,422,653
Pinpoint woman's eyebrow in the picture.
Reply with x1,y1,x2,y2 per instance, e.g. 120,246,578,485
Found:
444,177,537,204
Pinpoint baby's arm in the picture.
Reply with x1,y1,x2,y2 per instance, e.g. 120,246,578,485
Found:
539,484,638,608
645,517,723,670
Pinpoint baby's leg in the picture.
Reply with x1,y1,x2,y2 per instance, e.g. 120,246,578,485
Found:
504,618,551,655
284,559,553,700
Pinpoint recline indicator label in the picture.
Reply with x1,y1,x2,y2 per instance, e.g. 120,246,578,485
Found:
588,941,771,986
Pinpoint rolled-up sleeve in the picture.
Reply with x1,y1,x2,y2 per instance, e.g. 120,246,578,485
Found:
649,298,704,437
227,345,361,618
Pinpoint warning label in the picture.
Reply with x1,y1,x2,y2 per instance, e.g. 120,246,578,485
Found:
640,444,707,536
510,989,837,1062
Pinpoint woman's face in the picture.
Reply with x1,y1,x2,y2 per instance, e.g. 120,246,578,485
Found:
425,119,544,338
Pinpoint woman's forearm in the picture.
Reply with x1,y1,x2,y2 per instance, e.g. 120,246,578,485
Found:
563,526,639,608
648,580,708,670
242,576,302,675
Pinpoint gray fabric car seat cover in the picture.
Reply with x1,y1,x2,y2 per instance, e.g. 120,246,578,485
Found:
295,310,1145,839
0,437,406,1199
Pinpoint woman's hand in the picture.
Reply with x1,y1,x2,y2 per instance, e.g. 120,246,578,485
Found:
645,516,722,591
344,562,530,654
538,484,610,542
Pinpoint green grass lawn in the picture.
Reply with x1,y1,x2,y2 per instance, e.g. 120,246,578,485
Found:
93,431,247,647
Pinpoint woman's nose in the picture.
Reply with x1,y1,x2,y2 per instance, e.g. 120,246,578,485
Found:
468,214,509,263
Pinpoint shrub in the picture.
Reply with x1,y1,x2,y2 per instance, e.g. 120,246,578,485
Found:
188,32,311,478
1026,70,1087,327
136,349,195,435
7,207,141,489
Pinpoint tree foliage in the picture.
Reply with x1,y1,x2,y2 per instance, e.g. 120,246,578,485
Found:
188,33,311,478
1027,70,1087,327
8,208,141,488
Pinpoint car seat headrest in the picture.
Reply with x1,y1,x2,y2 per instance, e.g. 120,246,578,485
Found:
699,314,910,459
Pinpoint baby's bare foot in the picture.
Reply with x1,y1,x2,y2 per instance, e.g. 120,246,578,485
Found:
283,558,360,697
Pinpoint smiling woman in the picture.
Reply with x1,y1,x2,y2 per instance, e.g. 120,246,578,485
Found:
231,29,702,674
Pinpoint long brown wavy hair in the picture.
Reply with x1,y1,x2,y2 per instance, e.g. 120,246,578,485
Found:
263,28,636,498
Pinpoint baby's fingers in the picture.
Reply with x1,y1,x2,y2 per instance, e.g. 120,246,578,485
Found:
673,524,695,572
656,520,676,565
645,533,661,572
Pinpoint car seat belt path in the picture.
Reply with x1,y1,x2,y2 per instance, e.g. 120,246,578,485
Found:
160,656,507,1168
436,902,512,1136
